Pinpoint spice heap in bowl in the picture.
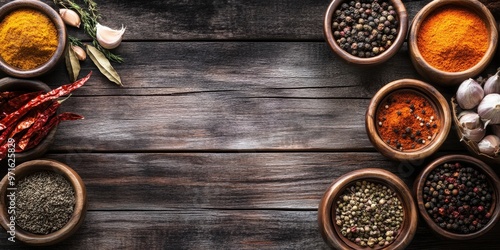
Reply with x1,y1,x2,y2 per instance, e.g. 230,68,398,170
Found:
0,0,67,78
408,0,498,86
414,155,500,240
452,71,500,164
0,159,87,246
0,73,92,162
365,79,452,161
319,168,418,249
324,0,408,66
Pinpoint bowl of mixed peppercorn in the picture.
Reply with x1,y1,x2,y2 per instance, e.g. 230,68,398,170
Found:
324,0,408,66
319,168,418,249
414,155,500,240
365,79,452,162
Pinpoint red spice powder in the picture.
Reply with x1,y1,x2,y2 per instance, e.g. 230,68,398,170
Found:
376,91,440,151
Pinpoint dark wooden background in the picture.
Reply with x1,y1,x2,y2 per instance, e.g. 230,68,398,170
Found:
0,0,499,249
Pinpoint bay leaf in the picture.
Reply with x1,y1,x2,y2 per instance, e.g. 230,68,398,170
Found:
65,46,81,82
86,45,123,86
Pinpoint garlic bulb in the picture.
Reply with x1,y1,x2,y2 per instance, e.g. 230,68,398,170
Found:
459,112,482,129
477,134,500,156
59,9,81,28
456,78,484,109
484,70,500,95
461,127,486,142
96,23,126,49
477,93,500,125
71,45,86,61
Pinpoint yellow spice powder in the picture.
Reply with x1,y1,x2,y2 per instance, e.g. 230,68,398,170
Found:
0,8,58,70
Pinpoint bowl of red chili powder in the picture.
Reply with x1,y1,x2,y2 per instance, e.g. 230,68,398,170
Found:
0,0,67,78
408,0,498,86
365,79,452,162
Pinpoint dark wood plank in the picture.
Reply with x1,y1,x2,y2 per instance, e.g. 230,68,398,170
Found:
0,210,497,249
1,152,478,211
1,0,430,41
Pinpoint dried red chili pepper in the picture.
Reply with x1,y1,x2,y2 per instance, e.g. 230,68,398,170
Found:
17,101,61,150
9,103,50,139
0,72,91,131
24,112,84,151
0,92,42,120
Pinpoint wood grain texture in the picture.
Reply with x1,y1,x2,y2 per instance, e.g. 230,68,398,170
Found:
0,210,497,250
0,0,430,41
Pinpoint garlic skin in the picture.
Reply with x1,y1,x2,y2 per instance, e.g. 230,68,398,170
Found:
456,78,484,110
477,134,500,156
459,112,482,129
461,127,486,142
477,93,500,125
59,9,81,28
71,45,86,61
484,71,500,95
96,23,126,50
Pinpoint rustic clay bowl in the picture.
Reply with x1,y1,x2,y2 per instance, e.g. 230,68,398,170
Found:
324,0,408,66
0,0,67,78
0,77,57,163
414,155,500,240
0,159,87,246
318,168,418,249
408,0,498,86
365,79,451,162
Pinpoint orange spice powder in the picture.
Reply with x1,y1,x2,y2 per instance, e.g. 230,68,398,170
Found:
417,6,488,72
376,91,440,151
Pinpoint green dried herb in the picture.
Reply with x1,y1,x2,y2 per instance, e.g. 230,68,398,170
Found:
87,45,122,86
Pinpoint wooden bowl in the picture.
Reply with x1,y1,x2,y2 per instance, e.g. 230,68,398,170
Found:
365,79,452,162
408,0,498,86
324,0,408,66
318,168,418,250
414,155,500,240
0,0,67,78
0,77,57,163
0,159,87,246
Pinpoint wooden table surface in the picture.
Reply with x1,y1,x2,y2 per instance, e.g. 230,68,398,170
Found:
0,0,499,249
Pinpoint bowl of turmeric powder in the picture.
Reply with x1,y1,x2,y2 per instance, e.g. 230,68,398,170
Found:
0,0,67,78
365,79,452,162
408,0,498,86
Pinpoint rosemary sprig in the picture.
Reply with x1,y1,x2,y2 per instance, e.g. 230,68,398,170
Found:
53,0,123,63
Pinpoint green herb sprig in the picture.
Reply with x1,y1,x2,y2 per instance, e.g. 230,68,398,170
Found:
54,0,123,63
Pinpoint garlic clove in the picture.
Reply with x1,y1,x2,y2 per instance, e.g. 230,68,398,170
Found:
96,23,126,50
477,134,500,156
461,127,486,142
456,78,484,110
59,9,81,28
459,112,482,129
484,70,500,95
71,45,86,61
477,93,500,125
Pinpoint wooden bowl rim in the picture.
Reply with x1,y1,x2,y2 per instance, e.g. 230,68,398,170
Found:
323,0,409,66
318,168,418,250
414,154,500,240
0,159,87,246
408,0,498,85
365,79,452,161
0,77,57,163
0,0,67,78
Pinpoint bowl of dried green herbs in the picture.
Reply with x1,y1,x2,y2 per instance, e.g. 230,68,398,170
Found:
0,159,87,246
